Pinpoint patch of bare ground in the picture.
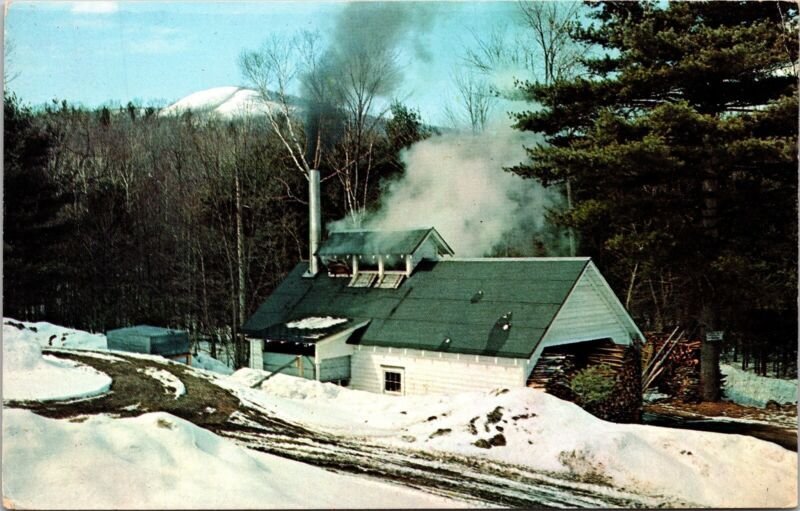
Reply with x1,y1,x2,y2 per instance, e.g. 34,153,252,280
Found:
6,350,238,427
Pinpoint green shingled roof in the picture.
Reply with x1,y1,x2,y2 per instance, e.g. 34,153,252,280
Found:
318,228,454,257
243,258,589,359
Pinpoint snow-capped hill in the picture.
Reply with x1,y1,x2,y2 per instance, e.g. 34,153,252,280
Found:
160,86,290,119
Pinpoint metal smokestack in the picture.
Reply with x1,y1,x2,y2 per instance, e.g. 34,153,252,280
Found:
305,169,322,277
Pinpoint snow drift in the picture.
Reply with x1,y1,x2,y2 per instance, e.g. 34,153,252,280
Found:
2,318,234,376
232,369,798,508
3,319,106,350
2,324,111,401
2,409,461,509
721,363,798,408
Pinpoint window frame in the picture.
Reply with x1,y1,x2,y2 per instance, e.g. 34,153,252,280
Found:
382,366,405,395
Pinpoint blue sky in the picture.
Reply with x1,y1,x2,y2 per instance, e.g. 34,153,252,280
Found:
5,1,527,124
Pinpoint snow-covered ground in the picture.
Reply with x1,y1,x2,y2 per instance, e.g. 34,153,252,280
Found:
3,318,235,375
4,319,797,508
2,409,462,509
4,319,107,350
230,369,797,508
3,325,111,401
139,367,186,399
192,352,234,375
1,319,464,509
721,363,798,408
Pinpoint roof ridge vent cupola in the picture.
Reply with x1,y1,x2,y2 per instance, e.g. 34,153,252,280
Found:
317,227,454,288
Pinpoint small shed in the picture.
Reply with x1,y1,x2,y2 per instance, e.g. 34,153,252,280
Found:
106,325,191,364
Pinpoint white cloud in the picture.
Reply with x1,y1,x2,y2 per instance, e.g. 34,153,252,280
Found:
70,1,118,14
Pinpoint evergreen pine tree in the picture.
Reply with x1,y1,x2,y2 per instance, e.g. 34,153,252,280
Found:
513,2,797,370
3,93,73,320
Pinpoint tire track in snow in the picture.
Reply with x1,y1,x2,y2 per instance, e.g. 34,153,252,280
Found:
218,410,679,508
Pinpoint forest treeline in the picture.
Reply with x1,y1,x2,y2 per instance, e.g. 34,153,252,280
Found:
4,95,429,366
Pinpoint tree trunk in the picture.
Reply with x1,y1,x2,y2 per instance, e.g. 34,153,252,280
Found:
699,301,721,401
699,167,721,401
565,179,576,256
234,167,247,369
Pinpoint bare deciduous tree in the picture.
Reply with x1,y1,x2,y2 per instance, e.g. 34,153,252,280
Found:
240,31,400,226
443,69,496,133
4,38,21,87
327,46,400,226
517,0,583,85
239,34,312,178
462,25,536,81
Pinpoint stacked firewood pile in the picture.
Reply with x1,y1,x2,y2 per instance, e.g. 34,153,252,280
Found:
581,344,642,423
527,341,642,423
587,344,626,371
528,352,576,398
642,330,711,403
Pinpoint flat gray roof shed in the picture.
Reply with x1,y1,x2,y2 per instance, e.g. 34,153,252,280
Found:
106,325,190,357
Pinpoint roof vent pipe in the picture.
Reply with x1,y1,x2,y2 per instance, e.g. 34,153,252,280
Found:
304,169,322,277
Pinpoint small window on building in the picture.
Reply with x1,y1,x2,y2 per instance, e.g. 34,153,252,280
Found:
383,369,403,394
349,272,377,288
376,273,405,289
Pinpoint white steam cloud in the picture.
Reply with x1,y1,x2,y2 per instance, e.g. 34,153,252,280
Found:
330,120,568,257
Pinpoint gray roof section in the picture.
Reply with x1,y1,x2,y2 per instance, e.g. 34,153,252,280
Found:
243,258,589,359
106,325,189,356
318,228,454,257
106,325,185,337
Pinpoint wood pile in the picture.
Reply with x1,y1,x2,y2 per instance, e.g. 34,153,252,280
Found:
527,341,642,423
587,343,626,370
582,344,642,423
643,332,706,403
527,352,575,391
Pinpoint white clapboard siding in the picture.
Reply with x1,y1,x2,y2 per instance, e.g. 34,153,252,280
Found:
315,323,366,361
524,261,642,377
541,263,634,347
350,346,526,395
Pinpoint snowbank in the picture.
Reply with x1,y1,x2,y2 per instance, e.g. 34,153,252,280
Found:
2,409,463,509
3,326,111,401
232,369,798,508
721,363,797,407
4,318,235,376
3,318,106,350
192,352,234,375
